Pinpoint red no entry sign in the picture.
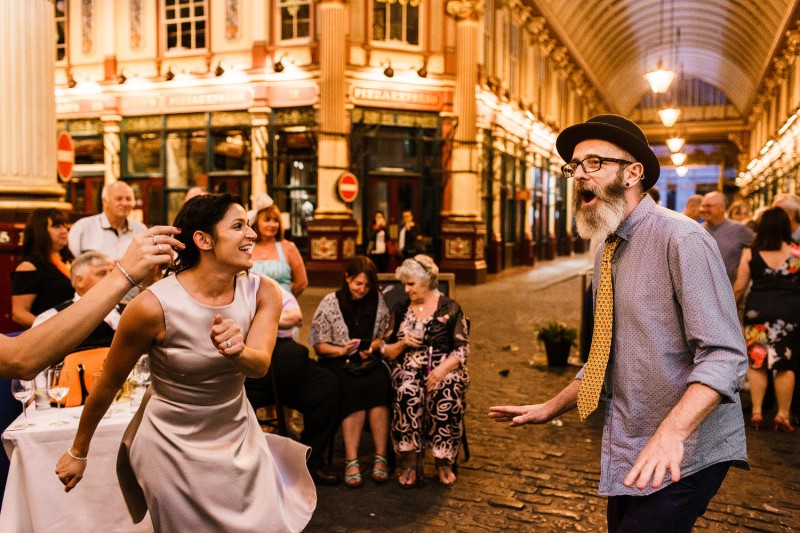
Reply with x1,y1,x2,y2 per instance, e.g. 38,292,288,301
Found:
337,172,359,203
56,131,75,182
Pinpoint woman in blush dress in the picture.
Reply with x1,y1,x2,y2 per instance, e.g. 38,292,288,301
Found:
56,194,316,532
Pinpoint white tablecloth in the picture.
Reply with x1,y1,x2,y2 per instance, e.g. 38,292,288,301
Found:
1,404,152,532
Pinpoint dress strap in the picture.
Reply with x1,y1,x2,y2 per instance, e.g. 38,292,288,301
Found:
276,240,288,265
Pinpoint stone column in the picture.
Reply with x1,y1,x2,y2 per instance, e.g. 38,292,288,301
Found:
249,107,270,202
0,0,67,211
441,0,487,283
102,115,122,185
306,0,357,284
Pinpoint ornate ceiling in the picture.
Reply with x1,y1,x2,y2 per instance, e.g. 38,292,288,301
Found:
532,0,800,117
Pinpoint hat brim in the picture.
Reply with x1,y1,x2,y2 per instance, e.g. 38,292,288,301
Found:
556,122,660,191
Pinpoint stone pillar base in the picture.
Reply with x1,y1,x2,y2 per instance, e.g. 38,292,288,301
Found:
438,220,487,285
305,216,358,286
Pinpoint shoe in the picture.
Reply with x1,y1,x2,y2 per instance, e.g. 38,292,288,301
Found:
774,415,795,433
397,466,417,489
309,465,340,486
750,413,762,430
435,459,456,487
372,454,390,483
344,459,362,488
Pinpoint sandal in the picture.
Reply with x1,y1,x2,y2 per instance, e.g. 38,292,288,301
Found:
344,458,362,488
774,414,795,433
372,454,389,483
397,466,417,489
436,459,456,487
751,413,763,430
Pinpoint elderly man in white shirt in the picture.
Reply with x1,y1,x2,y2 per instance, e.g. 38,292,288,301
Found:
33,252,121,349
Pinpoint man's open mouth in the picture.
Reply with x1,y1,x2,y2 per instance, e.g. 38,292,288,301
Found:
579,189,597,204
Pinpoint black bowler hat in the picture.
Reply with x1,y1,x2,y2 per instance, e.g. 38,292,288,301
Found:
556,114,660,191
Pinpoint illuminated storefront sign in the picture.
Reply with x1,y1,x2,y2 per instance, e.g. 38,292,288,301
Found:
350,85,443,111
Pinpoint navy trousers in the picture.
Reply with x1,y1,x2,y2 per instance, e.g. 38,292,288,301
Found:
607,461,731,533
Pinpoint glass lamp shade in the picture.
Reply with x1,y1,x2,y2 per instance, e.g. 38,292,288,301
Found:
670,152,687,166
658,107,681,128
675,165,689,177
644,67,676,94
666,137,685,153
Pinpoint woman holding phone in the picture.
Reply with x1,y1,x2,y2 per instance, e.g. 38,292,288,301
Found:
309,256,392,488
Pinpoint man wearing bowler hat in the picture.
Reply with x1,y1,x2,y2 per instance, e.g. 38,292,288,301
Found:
490,115,748,532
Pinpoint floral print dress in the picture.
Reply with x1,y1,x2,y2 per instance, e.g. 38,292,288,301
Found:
385,293,469,463
743,245,800,371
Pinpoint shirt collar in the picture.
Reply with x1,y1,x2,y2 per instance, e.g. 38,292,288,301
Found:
100,212,130,233
613,193,656,242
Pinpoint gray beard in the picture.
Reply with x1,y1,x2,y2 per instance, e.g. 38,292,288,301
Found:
573,174,627,240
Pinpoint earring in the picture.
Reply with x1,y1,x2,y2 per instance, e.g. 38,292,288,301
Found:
624,182,631,188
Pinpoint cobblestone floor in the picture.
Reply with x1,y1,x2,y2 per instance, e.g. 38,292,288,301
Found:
298,255,800,532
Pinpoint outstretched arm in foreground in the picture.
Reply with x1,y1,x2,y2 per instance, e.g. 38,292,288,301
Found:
624,382,721,490
488,379,581,427
0,226,183,379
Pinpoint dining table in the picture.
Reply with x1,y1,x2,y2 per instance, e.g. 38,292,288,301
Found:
0,402,152,532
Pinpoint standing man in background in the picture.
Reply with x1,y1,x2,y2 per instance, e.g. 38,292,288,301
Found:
490,115,748,533
68,181,148,300
700,191,755,284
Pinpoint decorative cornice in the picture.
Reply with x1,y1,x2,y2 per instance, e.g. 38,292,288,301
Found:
446,0,484,21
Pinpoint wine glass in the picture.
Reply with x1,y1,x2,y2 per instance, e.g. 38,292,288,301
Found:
132,355,151,385
47,366,70,426
410,320,426,346
8,380,35,430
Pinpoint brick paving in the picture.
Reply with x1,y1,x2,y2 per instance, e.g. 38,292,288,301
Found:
297,255,800,532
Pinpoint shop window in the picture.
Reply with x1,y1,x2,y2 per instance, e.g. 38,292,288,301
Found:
163,0,207,52
211,129,250,171
127,133,162,175
279,0,311,41
55,0,67,62
372,0,420,47
74,137,104,165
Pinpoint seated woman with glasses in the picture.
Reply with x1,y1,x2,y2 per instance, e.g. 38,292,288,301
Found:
381,254,469,487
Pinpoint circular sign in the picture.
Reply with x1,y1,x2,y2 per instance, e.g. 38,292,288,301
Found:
56,131,75,182
337,172,359,203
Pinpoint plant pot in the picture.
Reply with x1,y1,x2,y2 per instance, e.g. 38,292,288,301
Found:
544,340,571,367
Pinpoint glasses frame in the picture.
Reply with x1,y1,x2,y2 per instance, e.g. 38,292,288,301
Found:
561,156,634,178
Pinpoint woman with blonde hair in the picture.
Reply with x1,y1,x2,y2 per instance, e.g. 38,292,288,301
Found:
249,195,308,297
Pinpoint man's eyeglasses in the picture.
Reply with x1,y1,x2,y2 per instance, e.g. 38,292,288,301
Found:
561,156,633,178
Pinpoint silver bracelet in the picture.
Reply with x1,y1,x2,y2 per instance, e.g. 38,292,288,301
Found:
67,448,88,461
116,262,143,290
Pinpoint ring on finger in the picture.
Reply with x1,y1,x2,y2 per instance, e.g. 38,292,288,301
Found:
226,340,232,348
157,244,163,254
152,235,158,245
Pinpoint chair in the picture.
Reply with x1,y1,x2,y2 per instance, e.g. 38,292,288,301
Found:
255,370,288,436
60,347,109,407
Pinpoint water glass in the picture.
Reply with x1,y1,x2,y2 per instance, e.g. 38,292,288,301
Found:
46,366,70,426
9,380,35,430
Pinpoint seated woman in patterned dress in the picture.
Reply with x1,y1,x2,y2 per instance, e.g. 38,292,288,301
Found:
382,254,470,487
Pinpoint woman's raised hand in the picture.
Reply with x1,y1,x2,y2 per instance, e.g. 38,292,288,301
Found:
211,314,245,357
117,226,184,282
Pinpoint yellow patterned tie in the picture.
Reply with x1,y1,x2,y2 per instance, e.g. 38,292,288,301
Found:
577,235,622,421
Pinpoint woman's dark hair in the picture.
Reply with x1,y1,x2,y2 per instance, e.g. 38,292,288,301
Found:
340,256,379,296
22,208,73,262
252,205,283,242
167,193,242,275
753,207,792,251
336,256,381,331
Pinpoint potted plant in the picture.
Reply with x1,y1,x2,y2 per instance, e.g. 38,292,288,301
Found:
536,321,578,367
